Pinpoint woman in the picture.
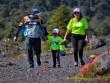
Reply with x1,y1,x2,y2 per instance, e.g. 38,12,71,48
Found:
64,8,89,67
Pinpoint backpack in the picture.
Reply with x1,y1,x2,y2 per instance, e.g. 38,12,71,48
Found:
23,15,48,40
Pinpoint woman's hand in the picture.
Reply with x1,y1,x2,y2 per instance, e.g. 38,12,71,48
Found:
85,35,89,42
63,37,67,43
63,30,70,43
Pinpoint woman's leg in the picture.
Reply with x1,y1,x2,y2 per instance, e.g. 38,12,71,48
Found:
71,35,78,66
78,37,85,65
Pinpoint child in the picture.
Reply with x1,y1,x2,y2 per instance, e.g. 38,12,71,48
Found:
48,28,63,68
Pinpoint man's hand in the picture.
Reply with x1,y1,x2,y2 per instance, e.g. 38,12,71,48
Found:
13,36,17,42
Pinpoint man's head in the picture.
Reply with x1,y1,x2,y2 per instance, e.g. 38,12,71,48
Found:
31,8,41,16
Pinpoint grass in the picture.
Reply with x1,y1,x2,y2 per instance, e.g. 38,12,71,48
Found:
66,74,110,82
66,63,110,82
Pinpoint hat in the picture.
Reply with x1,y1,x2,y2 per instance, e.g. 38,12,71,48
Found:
31,8,41,16
73,8,80,13
52,28,59,34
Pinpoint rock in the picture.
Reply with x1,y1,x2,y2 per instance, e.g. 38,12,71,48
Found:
95,53,110,75
0,62,8,67
8,62,16,66
0,61,16,67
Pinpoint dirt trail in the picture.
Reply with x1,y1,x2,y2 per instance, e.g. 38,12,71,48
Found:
0,45,108,83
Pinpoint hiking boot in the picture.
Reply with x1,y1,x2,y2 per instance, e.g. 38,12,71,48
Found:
27,64,34,72
53,65,56,68
29,64,34,68
74,62,78,67
36,62,41,67
38,63,41,67
58,64,60,68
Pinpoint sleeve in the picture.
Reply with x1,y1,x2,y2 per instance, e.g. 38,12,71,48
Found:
15,21,24,37
83,18,89,29
15,26,22,37
66,19,73,31
15,16,26,37
38,18,48,36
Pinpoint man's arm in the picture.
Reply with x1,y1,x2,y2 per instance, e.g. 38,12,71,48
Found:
38,17,48,36
14,22,23,42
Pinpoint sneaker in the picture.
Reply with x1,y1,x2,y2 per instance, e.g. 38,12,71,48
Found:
35,62,41,67
81,60,85,66
74,62,78,67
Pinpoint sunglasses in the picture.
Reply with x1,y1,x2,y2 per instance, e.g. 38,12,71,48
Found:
74,12,80,14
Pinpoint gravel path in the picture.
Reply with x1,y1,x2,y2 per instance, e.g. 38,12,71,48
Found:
0,45,109,83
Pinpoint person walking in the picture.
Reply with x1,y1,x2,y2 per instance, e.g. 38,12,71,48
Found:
48,28,63,68
14,8,47,70
63,8,89,67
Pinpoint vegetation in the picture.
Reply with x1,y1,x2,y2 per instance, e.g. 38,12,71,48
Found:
0,0,110,43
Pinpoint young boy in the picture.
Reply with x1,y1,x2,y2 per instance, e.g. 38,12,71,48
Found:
48,28,63,68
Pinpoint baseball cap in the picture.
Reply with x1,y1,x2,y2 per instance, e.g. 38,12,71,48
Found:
73,8,80,13
52,28,59,34
31,8,41,16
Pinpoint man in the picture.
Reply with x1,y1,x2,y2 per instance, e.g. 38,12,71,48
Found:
14,8,46,69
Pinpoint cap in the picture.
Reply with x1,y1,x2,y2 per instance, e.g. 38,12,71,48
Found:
52,28,59,34
31,8,41,16
73,8,80,13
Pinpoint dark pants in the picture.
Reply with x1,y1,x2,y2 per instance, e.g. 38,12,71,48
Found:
26,37,41,67
71,34,85,63
51,50,60,67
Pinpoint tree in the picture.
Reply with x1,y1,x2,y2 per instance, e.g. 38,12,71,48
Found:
47,5,71,36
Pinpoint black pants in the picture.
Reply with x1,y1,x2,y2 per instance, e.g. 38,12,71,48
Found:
51,50,60,67
71,34,85,62
26,37,41,67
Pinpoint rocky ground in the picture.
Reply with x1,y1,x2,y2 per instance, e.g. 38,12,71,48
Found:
0,45,110,83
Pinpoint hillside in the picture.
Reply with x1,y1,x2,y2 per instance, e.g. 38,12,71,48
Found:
0,0,110,40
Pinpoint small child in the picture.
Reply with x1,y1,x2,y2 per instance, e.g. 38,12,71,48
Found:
48,28,63,68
